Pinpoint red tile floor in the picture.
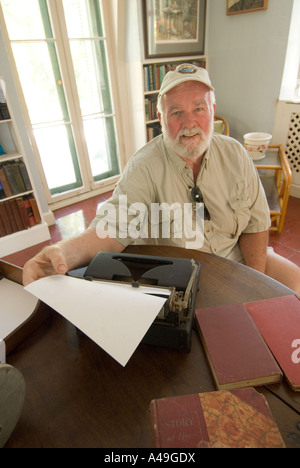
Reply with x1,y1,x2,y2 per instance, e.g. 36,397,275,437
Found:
2,193,300,269
268,196,300,268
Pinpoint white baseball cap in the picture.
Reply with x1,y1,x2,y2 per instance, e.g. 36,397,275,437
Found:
158,64,215,101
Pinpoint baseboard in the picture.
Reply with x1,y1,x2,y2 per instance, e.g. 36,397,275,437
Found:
290,184,300,199
43,210,56,226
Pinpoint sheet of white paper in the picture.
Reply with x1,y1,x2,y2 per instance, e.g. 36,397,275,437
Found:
0,278,39,340
25,275,167,367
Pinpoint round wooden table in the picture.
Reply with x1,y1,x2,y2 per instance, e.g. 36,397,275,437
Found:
3,246,300,448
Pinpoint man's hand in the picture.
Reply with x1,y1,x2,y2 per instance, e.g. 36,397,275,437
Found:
23,245,69,286
23,229,126,286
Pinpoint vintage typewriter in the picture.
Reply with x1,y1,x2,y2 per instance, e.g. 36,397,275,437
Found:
68,252,201,352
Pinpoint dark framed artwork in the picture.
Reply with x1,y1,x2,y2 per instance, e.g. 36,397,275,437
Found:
143,0,206,58
226,0,268,15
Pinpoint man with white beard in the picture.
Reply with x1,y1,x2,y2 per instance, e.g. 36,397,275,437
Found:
23,64,300,293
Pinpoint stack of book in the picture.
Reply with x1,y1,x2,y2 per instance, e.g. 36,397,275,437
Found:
195,296,300,392
148,295,300,448
0,159,32,198
0,195,41,237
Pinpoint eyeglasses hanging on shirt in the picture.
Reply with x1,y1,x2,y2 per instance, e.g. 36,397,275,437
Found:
189,186,211,221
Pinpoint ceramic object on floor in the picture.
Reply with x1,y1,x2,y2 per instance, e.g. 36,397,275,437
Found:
0,364,25,447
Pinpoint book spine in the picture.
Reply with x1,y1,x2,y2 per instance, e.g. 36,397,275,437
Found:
0,203,13,235
150,394,211,448
18,161,32,191
12,162,26,193
0,167,13,198
3,163,20,195
0,102,10,120
0,181,6,200
0,213,6,237
29,196,41,224
3,200,18,233
16,196,30,229
23,196,36,227
0,81,11,121
9,199,25,230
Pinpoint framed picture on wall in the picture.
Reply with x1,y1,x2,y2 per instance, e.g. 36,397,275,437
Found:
226,0,268,16
143,0,207,58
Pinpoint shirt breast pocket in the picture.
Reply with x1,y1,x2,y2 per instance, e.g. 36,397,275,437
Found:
228,181,252,237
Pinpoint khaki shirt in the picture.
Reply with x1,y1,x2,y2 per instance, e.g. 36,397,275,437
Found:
90,133,270,263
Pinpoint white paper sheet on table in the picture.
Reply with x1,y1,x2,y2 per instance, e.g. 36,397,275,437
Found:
0,278,39,340
25,275,168,367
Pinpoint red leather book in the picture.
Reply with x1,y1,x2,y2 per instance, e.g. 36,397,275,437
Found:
29,196,41,224
23,196,36,227
16,197,30,229
3,201,18,233
246,295,300,392
0,214,6,237
150,388,285,448
9,199,25,231
0,203,13,235
195,304,282,390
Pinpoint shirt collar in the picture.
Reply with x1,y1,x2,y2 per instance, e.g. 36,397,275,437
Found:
163,136,189,175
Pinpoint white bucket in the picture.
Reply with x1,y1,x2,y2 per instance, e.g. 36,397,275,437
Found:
243,132,272,160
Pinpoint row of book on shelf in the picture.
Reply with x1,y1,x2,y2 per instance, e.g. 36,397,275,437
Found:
145,95,158,122
0,158,32,199
0,194,41,238
146,123,161,142
144,60,206,92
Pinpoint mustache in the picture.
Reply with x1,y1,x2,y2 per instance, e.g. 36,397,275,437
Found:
176,127,205,140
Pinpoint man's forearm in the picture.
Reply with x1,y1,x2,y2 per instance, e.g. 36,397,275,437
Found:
58,228,125,271
239,231,269,273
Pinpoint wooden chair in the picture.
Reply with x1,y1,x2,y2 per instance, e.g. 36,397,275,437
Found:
214,115,230,136
255,145,292,234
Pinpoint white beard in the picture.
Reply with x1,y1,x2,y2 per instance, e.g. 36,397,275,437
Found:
162,120,214,160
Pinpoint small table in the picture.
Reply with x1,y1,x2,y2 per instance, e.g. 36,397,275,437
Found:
255,145,292,234
3,246,300,448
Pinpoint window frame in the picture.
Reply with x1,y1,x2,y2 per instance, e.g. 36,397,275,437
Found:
0,0,124,206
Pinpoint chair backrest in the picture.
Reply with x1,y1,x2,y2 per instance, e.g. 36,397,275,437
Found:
214,115,230,136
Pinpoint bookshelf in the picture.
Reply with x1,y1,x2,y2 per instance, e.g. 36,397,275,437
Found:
143,56,207,142
0,79,50,257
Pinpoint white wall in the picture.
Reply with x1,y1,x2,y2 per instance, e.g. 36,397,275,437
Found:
207,0,294,143
121,0,295,151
